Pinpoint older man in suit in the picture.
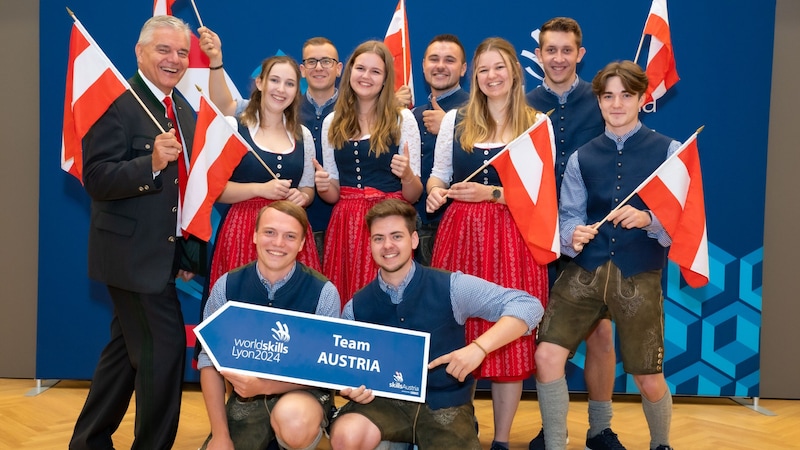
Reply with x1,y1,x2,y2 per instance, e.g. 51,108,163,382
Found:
69,15,204,450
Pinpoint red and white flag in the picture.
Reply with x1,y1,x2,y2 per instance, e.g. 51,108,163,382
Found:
489,115,560,265
640,0,680,104
153,0,176,16
62,16,130,183
181,95,249,241
636,131,708,287
384,0,414,107
153,0,242,111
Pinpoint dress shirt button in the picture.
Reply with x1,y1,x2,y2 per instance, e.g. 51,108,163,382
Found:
277,164,283,170
560,127,564,132
145,144,151,150
484,150,490,156
357,175,362,180
618,151,623,155
617,162,622,167
355,159,360,163
277,155,283,161
483,160,489,165
357,183,362,188
275,173,281,178
356,167,361,172
483,169,489,174
168,236,176,242
560,104,565,109
616,186,621,190
610,251,615,256
354,150,359,156
400,317,405,322
614,198,619,202
560,139,565,144
172,206,178,213
354,142,359,147
560,116,565,120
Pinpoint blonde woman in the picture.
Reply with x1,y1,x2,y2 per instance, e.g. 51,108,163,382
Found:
315,40,422,305
427,37,549,450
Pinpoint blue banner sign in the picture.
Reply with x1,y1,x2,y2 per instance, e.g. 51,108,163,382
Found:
194,301,431,403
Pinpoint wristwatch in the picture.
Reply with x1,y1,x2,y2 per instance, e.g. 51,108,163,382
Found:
490,187,501,203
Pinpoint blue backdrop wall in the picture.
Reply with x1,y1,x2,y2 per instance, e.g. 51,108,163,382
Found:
38,0,773,396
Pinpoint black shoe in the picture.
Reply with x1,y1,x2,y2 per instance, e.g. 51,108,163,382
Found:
585,428,626,450
528,428,546,450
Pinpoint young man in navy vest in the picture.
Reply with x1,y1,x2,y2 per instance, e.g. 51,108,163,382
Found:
411,34,469,266
534,61,678,450
196,201,340,450
524,17,619,450
328,199,543,449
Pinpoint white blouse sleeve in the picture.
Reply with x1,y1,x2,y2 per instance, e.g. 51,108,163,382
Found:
429,109,457,185
398,108,421,176
320,112,339,180
298,125,315,188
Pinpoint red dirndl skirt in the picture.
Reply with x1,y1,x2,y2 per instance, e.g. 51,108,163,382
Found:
431,200,548,381
323,187,404,307
209,198,321,289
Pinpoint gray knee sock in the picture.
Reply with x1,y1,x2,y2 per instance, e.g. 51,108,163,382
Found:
537,376,569,450
642,391,672,449
587,399,612,438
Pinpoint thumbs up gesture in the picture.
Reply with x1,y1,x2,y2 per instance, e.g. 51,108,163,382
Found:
422,96,446,135
313,159,331,193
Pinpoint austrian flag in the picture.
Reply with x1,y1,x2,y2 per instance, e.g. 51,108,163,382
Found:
489,115,560,265
384,0,414,107
62,16,130,182
641,0,680,104
181,95,249,241
637,132,709,287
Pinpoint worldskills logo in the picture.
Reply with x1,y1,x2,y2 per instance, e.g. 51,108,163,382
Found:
271,321,290,343
520,28,545,83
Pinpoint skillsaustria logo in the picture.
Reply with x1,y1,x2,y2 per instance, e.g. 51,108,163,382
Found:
388,370,420,394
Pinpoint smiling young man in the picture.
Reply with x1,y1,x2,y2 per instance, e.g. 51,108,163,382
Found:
328,199,543,450
524,18,618,450
533,61,680,450
411,34,470,266
197,201,340,450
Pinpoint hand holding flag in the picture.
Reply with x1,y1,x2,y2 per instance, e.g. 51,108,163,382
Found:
587,127,709,287
487,115,560,265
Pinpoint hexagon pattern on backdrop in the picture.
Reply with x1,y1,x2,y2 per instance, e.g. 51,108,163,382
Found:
564,242,761,397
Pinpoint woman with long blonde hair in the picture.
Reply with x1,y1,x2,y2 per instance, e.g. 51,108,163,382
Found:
427,37,550,450
315,40,422,304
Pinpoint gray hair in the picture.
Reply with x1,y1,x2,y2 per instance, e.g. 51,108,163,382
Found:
137,15,191,46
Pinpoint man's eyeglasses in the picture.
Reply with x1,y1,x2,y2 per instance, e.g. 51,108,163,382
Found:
302,58,338,69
